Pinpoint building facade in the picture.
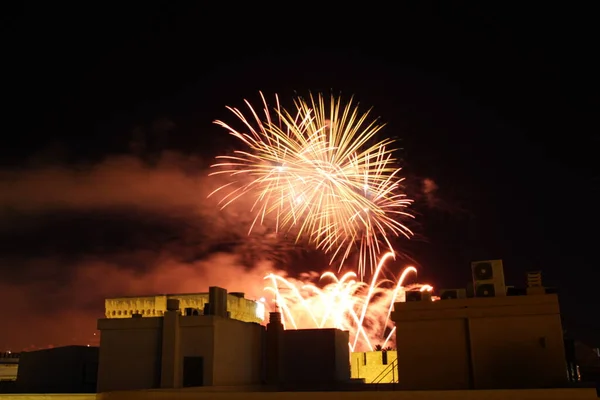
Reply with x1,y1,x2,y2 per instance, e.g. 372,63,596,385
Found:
350,351,398,383
97,287,352,393
104,291,263,324
266,312,350,388
97,287,264,392
391,293,568,390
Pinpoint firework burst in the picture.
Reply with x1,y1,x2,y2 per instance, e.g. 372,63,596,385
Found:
264,251,434,352
210,93,414,278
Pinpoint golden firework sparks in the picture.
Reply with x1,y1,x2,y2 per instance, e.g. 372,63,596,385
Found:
210,92,414,279
263,251,433,352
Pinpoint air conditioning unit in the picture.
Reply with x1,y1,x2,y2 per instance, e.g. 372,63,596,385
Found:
439,288,467,300
471,259,506,297
405,291,432,302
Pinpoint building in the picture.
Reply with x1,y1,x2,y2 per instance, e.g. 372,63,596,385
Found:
350,350,398,383
0,352,19,382
104,291,263,324
390,261,568,390
96,262,581,394
7,278,598,399
574,341,600,386
97,287,351,393
2,259,597,399
98,287,264,392
265,311,350,389
15,346,98,393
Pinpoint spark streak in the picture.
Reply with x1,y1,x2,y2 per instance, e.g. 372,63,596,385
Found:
211,93,430,351
210,93,414,278
264,251,432,352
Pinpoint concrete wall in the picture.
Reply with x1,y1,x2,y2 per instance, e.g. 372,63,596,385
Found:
104,293,262,324
178,316,216,386
212,319,263,386
469,314,566,388
398,318,471,390
0,396,95,400
98,309,264,392
0,388,597,400
280,329,350,385
94,387,598,400
334,330,351,382
176,315,264,387
350,351,398,383
391,294,567,390
97,318,162,392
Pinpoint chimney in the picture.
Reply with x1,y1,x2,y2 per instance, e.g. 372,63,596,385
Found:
266,311,284,385
209,287,228,317
526,271,545,295
422,290,432,302
527,271,542,287
268,311,283,327
166,299,180,312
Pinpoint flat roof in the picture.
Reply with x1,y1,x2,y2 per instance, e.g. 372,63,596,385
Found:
106,292,209,299
106,292,254,300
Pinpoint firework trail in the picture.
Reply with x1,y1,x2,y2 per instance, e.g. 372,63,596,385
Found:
209,93,414,278
264,251,434,352
211,93,431,351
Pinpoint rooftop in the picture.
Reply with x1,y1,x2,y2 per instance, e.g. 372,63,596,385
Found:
105,291,251,300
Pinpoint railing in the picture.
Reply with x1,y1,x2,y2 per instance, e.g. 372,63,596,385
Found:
371,358,398,384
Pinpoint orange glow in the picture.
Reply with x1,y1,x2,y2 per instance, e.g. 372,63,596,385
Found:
264,252,432,352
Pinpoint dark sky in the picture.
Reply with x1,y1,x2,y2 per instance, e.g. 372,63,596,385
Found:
1,4,598,350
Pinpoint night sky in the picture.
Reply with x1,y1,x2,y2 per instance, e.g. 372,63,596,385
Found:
1,4,597,350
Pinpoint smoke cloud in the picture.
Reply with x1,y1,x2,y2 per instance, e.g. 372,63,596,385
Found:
2,152,214,215
411,177,464,215
0,149,431,351
0,152,294,351
0,253,276,351
422,178,439,208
